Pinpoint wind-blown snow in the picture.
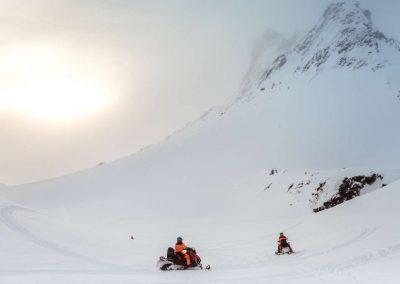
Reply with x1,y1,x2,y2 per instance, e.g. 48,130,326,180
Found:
1,1,400,283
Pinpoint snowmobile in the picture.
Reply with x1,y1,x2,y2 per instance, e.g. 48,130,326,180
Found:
275,242,294,255
157,247,210,271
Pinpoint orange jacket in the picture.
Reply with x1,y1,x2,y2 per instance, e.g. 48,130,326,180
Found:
278,236,288,244
175,242,187,253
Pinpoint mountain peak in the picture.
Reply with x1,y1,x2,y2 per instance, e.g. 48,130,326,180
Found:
245,1,400,98
321,1,369,26
293,1,398,70
223,1,400,110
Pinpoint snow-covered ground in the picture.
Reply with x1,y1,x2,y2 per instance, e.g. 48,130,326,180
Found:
1,1,400,283
1,180,400,283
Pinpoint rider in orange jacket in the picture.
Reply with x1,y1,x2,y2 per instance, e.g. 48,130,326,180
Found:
277,232,294,253
175,237,191,267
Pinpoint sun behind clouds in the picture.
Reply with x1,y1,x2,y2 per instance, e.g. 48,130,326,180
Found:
0,43,116,121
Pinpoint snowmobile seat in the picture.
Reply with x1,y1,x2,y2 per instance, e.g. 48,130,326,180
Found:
167,247,175,261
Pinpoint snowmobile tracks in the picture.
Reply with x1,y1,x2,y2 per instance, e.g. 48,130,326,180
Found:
328,242,400,272
0,205,120,269
301,227,377,260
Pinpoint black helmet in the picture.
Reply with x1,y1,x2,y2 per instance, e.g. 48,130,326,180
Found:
279,232,284,235
177,236,183,242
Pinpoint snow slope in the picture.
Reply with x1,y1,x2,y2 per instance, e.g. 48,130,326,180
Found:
1,182,400,283
1,1,400,283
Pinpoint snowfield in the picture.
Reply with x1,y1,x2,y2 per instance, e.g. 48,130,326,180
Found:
0,181,400,283
1,1,400,283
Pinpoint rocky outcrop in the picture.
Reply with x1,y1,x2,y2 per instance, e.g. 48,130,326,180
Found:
260,54,286,82
313,173,384,213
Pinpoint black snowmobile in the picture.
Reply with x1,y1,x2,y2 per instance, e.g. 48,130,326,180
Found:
275,241,295,255
275,245,294,255
157,247,210,271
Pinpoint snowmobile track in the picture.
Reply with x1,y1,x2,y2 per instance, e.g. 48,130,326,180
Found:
0,205,120,269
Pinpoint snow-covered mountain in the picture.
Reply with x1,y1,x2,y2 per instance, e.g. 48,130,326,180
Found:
235,1,400,103
5,0,400,218
1,1,400,283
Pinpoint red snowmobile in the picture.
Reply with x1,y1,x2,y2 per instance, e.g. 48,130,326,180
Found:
157,247,210,271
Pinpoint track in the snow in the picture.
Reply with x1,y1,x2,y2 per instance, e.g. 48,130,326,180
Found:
0,205,122,270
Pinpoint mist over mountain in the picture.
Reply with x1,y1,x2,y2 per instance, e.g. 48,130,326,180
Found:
5,0,400,216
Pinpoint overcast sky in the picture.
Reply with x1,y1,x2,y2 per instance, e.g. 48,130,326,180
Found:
0,0,399,185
